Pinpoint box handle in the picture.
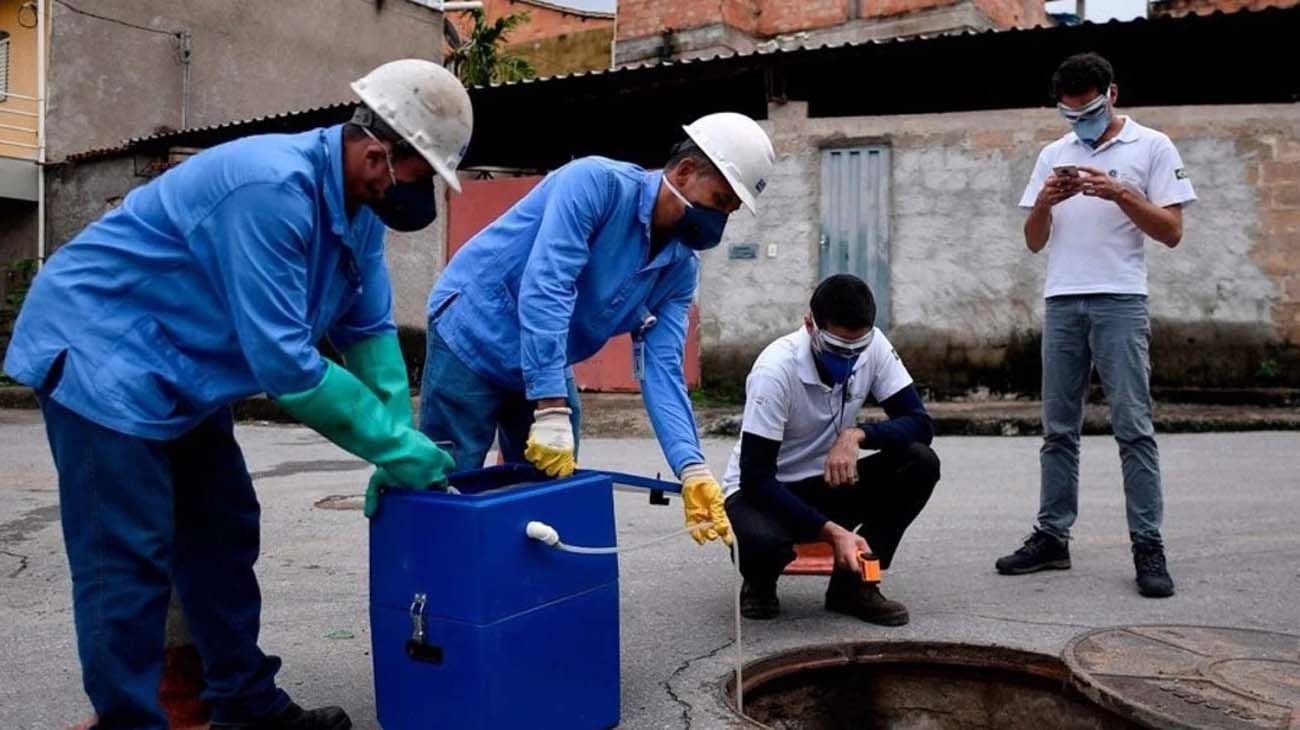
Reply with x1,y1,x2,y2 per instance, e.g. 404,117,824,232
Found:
406,593,444,665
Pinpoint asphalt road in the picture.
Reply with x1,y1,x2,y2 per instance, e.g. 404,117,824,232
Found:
1,409,1296,729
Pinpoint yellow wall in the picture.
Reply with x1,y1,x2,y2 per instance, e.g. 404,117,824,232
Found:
0,0,42,159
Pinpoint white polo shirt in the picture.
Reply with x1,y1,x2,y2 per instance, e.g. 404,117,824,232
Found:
721,327,913,498
1019,117,1197,298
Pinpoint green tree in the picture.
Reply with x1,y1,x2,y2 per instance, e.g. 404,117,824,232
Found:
446,9,536,86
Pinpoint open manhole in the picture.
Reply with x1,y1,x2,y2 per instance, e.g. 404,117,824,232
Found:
729,642,1138,729
727,628,1300,729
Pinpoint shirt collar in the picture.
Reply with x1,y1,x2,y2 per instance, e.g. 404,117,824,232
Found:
321,124,367,252
794,328,827,388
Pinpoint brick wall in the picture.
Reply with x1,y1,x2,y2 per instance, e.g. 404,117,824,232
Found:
755,0,849,36
615,0,727,42
971,0,1048,26
1151,0,1298,17
449,0,613,47
617,0,1046,46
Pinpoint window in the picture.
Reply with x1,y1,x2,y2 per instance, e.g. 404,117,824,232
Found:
0,31,9,103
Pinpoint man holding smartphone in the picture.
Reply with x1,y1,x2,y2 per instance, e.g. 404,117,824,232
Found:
996,52,1196,598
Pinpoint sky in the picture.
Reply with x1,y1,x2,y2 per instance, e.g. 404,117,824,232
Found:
1044,0,1149,21
547,0,617,12
551,0,1149,22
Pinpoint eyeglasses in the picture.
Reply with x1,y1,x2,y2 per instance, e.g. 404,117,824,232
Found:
1057,92,1109,123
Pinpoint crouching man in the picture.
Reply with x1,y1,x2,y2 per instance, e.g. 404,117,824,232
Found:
722,274,939,625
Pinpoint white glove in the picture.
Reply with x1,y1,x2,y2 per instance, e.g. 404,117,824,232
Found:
524,407,576,477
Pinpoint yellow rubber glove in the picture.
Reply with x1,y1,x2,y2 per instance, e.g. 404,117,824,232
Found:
523,407,577,478
681,463,733,547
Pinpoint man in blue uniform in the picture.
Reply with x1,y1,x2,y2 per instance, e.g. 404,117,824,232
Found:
420,112,776,548
3,60,472,730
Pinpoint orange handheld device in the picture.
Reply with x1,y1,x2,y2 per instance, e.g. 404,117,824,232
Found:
859,552,881,584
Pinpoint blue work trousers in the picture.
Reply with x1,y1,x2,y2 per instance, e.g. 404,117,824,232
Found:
40,396,289,729
419,323,581,472
1037,294,1164,548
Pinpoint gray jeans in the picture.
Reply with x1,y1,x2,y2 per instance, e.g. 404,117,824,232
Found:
1038,294,1163,547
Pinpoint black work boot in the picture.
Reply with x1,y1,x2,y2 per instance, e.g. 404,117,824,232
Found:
824,570,909,626
740,579,781,620
1134,544,1175,598
995,531,1071,575
210,702,352,730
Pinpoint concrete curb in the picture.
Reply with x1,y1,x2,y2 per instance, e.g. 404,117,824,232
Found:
5,386,1298,437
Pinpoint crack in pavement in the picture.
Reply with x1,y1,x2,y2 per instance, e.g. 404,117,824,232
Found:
926,610,1099,631
250,459,368,481
0,504,61,544
1,549,31,579
663,639,736,730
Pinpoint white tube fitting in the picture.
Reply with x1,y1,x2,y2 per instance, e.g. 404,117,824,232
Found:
525,521,560,546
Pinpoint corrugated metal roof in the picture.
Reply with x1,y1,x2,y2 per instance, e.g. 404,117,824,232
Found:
61,6,1300,164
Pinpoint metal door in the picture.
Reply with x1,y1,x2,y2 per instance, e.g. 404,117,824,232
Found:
818,146,891,331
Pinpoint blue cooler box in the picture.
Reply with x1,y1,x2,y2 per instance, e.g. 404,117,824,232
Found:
369,465,621,730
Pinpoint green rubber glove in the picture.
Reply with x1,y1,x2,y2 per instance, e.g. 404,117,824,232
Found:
277,360,454,514
342,334,413,427
342,335,416,517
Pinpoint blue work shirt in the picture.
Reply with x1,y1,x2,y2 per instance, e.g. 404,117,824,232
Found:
4,124,395,440
429,156,705,474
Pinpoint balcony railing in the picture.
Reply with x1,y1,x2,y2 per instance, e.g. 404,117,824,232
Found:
0,90,41,160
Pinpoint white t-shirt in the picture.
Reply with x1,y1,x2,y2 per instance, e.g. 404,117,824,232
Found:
1019,117,1197,298
721,327,913,498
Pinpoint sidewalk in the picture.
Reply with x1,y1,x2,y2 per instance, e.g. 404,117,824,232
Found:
3,386,1297,437
582,392,1300,438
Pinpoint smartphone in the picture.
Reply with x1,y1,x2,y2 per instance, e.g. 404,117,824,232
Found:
1052,164,1079,178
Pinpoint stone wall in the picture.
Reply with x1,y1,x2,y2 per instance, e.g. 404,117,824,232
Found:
699,101,1300,391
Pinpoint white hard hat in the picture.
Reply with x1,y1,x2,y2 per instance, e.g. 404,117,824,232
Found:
682,112,775,214
351,59,473,193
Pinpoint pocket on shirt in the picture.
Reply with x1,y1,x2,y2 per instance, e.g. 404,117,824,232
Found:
94,317,207,423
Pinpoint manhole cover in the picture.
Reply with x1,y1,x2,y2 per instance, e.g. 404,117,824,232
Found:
1064,625,1300,730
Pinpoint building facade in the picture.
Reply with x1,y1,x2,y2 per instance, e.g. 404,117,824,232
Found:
0,0,445,274
25,8,1300,393
615,0,1049,66
447,0,614,77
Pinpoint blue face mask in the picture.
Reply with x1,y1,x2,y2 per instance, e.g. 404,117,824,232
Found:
663,177,729,251
1059,92,1112,149
373,177,438,232
361,126,439,232
817,350,859,385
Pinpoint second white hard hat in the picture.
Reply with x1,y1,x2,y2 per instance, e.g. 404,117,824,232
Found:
351,59,473,193
682,112,775,214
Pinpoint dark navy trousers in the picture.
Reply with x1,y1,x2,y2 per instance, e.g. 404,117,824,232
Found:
41,396,289,729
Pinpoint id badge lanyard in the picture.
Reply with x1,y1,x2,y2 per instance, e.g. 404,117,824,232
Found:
631,307,657,382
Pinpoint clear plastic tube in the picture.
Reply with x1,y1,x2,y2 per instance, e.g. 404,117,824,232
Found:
551,524,700,554
528,520,746,718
